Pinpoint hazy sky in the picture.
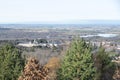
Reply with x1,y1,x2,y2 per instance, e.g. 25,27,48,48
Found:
0,0,120,23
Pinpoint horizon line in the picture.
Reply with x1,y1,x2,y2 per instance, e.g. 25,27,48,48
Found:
0,20,120,24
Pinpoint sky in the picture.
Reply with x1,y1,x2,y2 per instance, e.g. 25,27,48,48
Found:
0,0,120,23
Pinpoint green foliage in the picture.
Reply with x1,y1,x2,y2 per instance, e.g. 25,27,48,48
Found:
94,46,116,80
57,38,96,80
0,44,25,80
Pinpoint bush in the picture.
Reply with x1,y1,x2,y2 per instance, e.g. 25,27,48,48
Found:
18,57,49,80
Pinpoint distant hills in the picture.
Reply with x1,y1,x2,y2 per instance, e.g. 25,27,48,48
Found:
85,20,120,24
0,20,120,24
62,20,120,24
0,27,11,30
0,20,120,29
22,20,120,24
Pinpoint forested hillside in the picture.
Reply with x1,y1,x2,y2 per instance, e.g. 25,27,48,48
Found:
0,39,119,80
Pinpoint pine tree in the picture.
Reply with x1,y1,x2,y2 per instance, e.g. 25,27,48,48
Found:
57,38,96,80
0,44,25,80
93,46,116,80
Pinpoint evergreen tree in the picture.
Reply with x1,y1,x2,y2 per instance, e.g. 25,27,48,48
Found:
0,44,25,80
93,46,115,80
57,38,96,80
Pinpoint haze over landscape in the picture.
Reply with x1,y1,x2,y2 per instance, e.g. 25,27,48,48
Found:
0,0,120,24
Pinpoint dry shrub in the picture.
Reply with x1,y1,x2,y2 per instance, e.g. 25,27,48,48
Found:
45,57,60,70
44,57,60,80
18,57,49,80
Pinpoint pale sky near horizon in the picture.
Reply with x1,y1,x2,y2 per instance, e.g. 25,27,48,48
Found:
0,0,120,23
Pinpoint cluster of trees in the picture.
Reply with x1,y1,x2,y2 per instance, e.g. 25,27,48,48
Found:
0,44,25,80
57,38,116,80
0,38,117,80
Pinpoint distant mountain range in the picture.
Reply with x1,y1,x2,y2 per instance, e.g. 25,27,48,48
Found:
60,20,120,24
0,28,11,30
0,20,120,24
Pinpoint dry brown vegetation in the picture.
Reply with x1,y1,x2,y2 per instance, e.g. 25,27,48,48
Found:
44,57,60,80
18,43,68,80
45,57,60,70
18,57,60,80
18,57,49,80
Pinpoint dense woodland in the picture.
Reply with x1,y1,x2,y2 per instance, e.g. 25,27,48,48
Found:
0,38,120,80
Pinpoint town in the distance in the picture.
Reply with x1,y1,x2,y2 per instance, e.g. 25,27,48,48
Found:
1,24,120,80
1,24,120,60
